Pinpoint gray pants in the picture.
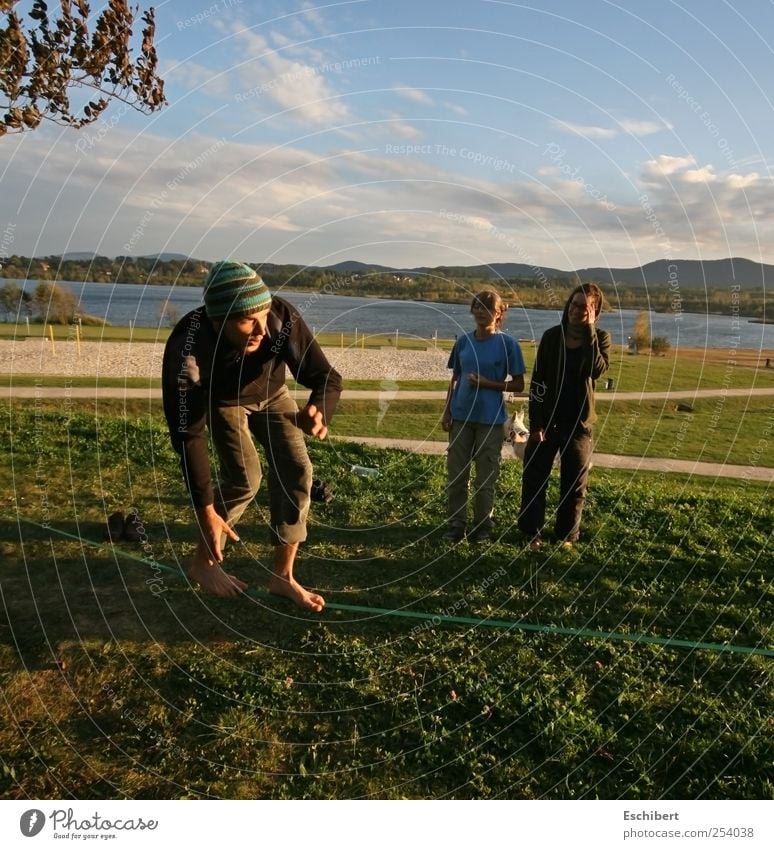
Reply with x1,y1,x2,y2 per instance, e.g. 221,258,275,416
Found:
446,419,504,533
209,386,312,546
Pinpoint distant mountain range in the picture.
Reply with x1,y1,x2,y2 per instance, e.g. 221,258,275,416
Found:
42,254,772,290
322,257,773,290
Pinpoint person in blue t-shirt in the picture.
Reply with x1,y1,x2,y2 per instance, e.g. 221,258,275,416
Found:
441,290,526,542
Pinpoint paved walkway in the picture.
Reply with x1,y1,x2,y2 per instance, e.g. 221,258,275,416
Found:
333,436,774,482
8,385,774,482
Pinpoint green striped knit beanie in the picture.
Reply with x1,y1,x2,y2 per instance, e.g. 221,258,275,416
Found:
203,261,271,320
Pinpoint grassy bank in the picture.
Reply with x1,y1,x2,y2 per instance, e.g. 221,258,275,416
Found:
0,322,447,350
0,403,772,799
7,393,774,468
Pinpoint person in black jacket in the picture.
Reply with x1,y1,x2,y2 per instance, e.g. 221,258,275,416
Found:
162,261,342,610
518,282,610,548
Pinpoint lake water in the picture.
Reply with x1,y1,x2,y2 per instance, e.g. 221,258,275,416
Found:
15,279,773,351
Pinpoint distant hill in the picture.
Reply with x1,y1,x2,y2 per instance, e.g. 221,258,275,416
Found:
320,257,773,290
573,258,772,290
397,263,566,279
138,253,191,262
28,254,774,290
325,260,396,274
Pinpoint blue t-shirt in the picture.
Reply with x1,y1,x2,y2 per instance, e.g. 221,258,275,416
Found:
447,331,526,425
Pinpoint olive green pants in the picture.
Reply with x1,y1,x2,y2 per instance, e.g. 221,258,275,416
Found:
446,419,504,533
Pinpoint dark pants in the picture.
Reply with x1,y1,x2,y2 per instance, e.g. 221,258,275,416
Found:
209,386,312,546
518,425,593,542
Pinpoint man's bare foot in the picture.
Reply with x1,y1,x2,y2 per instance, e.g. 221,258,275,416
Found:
267,575,325,612
187,554,247,599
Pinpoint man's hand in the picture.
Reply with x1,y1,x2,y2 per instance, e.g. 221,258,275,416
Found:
441,410,453,432
285,404,328,439
196,504,239,563
529,429,545,443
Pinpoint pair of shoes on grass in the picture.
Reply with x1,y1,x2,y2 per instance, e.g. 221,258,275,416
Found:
103,510,142,543
442,526,491,543
310,478,334,503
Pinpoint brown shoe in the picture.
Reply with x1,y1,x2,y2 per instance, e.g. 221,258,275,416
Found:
103,511,124,542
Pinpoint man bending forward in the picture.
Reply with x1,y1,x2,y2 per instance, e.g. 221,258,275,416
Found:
162,261,342,611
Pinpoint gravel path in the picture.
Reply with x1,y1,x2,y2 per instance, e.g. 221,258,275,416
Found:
0,339,450,381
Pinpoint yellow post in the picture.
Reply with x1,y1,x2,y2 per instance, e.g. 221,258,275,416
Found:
75,323,81,356
48,323,55,355
361,334,365,350
340,332,344,350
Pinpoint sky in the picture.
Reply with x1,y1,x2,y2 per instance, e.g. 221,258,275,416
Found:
2,0,774,270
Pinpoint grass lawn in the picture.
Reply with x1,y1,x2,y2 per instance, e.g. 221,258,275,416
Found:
0,322,453,350
0,402,772,799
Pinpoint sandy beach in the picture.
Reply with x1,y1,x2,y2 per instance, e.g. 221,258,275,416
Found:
0,338,452,381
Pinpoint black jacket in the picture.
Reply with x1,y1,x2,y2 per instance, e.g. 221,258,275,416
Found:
528,321,611,433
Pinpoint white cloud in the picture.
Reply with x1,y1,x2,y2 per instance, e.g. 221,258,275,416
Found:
619,119,671,136
681,165,717,184
551,120,617,139
230,27,351,125
270,30,293,47
641,154,697,180
444,102,468,117
7,118,774,269
619,155,774,259
395,86,435,106
384,114,423,140
552,117,669,140
726,173,759,189
161,60,231,98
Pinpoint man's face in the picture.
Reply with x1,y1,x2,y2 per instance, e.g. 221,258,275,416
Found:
216,308,271,354
567,293,596,325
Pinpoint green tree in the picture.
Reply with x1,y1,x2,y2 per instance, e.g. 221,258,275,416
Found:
631,309,651,350
0,0,165,135
32,281,76,323
0,280,22,319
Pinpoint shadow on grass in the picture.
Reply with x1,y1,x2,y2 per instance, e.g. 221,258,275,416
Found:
2,517,543,666
4,517,770,676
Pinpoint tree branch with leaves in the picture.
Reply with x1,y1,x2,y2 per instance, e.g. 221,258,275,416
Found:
0,0,166,135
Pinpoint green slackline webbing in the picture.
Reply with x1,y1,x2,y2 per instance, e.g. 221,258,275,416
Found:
18,518,774,659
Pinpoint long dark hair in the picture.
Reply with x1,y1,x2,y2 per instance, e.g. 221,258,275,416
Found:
563,282,603,323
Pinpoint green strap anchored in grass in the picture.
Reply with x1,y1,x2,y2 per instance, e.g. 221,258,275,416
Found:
20,518,774,659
